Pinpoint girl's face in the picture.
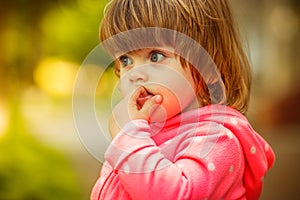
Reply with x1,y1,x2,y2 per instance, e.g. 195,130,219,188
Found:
117,47,199,122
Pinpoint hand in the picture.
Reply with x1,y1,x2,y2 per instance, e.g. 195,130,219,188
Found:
108,86,162,139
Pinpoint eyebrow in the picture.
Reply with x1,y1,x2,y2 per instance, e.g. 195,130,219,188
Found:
116,47,175,60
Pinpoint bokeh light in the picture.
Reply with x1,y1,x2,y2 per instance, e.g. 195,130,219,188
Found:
0,103,9,138
34,58,78,97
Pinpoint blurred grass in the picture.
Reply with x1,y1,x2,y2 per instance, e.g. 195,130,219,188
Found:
0,99,82,200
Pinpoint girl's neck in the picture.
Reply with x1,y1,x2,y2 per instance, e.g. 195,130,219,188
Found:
181,97,203,114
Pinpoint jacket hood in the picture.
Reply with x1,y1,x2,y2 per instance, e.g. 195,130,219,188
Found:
152,105,275,199
188,105,275,199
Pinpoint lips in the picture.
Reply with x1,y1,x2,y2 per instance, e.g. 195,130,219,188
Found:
137,87,154,108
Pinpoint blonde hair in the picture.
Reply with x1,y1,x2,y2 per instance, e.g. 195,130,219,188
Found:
99,0,252,114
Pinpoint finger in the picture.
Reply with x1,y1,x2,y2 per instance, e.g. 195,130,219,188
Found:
130,86,147,102
140,95,162,114
128,86,147,110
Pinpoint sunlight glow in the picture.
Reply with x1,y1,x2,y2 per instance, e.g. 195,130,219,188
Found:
0,104,8,138
34,58,79,97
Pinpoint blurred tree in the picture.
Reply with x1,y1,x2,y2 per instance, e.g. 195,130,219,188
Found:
0,0,107,92
0,0,109,199
0,100,83,199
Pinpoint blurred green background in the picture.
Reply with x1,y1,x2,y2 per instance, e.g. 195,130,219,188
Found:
0,0,299,199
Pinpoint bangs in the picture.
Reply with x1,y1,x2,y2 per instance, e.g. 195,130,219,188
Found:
99,0,205,58
99,0,213,58
100,28,178,58
99,0,183,42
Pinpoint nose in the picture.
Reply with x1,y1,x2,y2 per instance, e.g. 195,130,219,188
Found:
129,69,148,83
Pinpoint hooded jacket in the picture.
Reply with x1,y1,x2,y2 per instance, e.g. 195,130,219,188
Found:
91,105,275,200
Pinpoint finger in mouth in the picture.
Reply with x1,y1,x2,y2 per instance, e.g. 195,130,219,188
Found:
137,87,154,108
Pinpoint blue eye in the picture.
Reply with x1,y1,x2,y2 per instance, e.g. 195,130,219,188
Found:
150,52,165,62
120,56,133,67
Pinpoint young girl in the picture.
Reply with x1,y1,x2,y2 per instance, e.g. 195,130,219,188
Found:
91,0,275,199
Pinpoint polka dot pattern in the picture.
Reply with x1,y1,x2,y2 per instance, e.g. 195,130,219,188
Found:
207,162,215,171
124,164,130,174
100,176,106,184
230,118,238,125
178,163,184,169
194,137,203,143
226,131,234,139
264,143,269,152
250,146,256,154
94,105,275,200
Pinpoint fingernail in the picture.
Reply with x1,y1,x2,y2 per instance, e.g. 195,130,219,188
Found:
153,95,162,103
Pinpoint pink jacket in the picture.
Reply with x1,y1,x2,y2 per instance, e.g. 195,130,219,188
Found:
91,105,275,200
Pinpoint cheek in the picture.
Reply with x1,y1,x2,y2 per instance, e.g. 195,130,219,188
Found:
163,76,196,105
162,91,181,110
119,84,127,97
119,77,131,97
155,89,182,120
